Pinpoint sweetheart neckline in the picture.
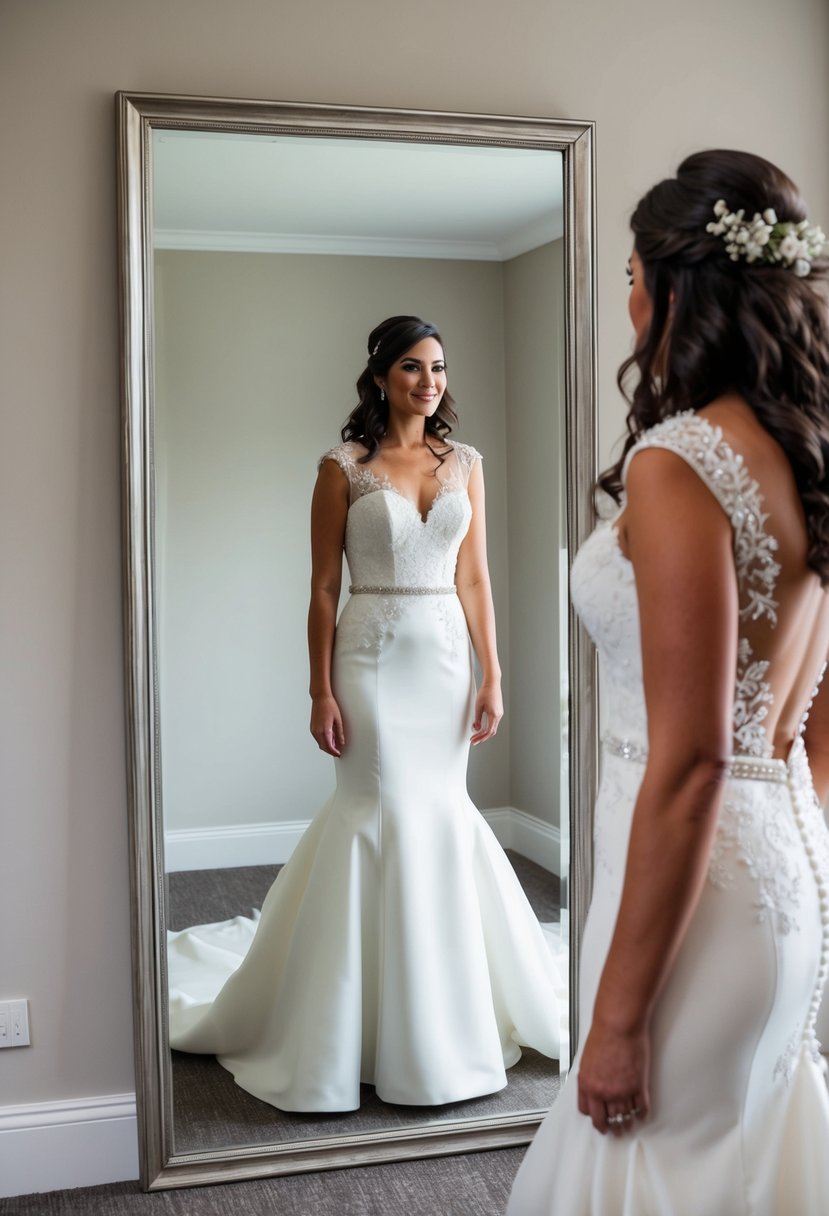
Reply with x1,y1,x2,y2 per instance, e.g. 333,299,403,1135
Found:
350,485,467,526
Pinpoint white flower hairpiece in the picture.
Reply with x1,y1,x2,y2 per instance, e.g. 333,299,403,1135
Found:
706,199,826,277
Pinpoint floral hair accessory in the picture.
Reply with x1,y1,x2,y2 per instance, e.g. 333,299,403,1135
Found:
706,199,826,277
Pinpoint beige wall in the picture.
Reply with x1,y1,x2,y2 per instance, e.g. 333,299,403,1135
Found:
504,241,565,830
155,244,566,844
155,249,511,834
2,0,827,1109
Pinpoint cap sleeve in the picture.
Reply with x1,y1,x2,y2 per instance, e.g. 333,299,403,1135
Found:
318,441,374,505
318,443,353,478
623,410,780,626
623,411,735,520
451,440,482,485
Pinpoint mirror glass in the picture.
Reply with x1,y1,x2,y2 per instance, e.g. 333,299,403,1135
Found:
150,126,570,1158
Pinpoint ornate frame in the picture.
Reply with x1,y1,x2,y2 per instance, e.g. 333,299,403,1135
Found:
116,90,598,1191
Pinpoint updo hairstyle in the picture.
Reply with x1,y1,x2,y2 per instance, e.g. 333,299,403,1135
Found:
599,149,829,582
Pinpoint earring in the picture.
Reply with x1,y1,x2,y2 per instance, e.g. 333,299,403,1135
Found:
380,388,385,402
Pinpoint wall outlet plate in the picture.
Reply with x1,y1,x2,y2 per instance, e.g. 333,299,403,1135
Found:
0,999,30,1047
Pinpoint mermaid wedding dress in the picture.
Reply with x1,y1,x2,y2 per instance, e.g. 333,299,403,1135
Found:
167,439,564,1112
508,412,829,1215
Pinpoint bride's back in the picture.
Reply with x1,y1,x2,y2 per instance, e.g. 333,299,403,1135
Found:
701,396,829,761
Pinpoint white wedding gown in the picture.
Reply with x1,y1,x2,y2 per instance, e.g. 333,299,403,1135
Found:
508,413,829,1215
167,439,564,1112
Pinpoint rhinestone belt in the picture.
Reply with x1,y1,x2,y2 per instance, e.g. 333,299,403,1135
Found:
602,733,788,784
349,585,456,596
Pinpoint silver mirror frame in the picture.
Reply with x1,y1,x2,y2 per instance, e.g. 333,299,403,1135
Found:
116,90,598,1192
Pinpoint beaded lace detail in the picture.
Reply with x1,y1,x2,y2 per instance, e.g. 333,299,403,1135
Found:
772,1030,821,1084
433,592,468,659
706,788,803,934
319,440,480,516
318,440,480,654
573,412,829,1098
334,596,406,654
619,415,803,925
626,412,781,758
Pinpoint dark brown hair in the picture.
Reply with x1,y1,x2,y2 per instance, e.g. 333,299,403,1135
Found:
342,315,458,463
599,149,829,583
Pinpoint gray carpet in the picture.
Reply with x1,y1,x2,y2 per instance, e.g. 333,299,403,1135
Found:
3,1147,528,1214
172,1045,560,1153
167,853,561,1152
167,852,560,930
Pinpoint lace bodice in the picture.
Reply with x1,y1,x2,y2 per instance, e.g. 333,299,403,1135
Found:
319,440,481,589
571,412,781,759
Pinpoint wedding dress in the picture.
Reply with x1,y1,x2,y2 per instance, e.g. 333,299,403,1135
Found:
508,412,829,1215
167,439,563,1112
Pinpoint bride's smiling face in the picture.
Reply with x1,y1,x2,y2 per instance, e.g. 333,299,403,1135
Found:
378,337,447,419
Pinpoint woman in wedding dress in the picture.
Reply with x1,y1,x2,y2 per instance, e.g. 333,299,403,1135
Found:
508,151,829,1215
167,314,563,1112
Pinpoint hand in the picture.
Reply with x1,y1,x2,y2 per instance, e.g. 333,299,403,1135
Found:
310,694,345,757
471,682,503,746
577,1019,651,1136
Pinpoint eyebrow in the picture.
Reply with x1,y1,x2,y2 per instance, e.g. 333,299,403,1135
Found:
397,357,446,365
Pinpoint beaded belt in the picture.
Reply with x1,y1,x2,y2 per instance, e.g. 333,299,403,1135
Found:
349,585,456,596
602,733,788,784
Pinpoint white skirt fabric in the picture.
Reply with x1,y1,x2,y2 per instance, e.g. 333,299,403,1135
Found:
508,741,829,1216
168,594,564,1112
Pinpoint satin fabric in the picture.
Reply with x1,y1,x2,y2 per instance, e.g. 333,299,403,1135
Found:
168,446,564,1112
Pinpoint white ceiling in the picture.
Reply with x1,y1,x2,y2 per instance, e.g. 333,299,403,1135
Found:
153,130,563,262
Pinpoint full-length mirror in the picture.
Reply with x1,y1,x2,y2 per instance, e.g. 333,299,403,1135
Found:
117,94,597,1191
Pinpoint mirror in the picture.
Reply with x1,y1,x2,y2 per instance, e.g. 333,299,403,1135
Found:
117,93,598,1191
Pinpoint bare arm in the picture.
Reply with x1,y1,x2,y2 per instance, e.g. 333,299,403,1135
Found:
455,458,503,745
308,459,349,756
578,449,737,1133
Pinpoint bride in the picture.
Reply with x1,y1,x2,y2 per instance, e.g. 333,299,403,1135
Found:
167,314,563,1112
508,150,829,1215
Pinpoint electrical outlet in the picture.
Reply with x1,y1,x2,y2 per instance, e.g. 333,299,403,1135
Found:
0,999,30,1047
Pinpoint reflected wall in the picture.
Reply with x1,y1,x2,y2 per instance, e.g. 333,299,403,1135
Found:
155,244,566,872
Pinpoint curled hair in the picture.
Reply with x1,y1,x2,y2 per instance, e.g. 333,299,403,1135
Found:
599,149,829,583
342,315,458,463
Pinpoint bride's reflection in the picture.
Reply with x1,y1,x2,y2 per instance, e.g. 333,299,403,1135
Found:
154,225,569,1154
165,315,566,1121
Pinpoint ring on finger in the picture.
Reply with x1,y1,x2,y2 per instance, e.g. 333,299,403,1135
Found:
607,1108,640,1126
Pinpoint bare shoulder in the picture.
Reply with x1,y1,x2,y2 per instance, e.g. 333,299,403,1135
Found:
699,394,810,566
314,451,351,509
698,394,793,482
625,442,729,523
621,427,734,560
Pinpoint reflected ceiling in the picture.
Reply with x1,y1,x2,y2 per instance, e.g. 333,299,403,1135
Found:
153,131,564,261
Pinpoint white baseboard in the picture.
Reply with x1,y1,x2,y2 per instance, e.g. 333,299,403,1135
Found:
0,1093,138,1198
165,819,309,872
167,808,561,875
482,807,561,875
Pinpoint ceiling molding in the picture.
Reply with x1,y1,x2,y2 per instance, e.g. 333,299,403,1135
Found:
498,213,564,260
153,228,511,260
